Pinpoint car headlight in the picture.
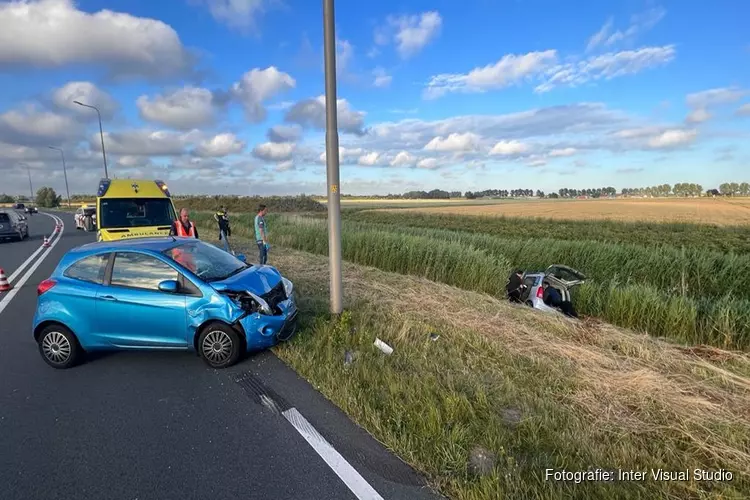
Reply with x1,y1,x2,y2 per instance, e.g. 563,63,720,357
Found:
281,277,294,298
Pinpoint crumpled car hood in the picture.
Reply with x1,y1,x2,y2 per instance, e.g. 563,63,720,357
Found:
211,265,282,294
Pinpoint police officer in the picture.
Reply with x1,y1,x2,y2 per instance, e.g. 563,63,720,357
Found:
214,206,232,253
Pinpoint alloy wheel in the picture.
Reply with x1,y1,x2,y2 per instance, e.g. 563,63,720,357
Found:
201,330,233,364
42,331,72,364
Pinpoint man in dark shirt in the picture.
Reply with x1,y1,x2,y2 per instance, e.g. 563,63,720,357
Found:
542,281,578,318
506,270,526,303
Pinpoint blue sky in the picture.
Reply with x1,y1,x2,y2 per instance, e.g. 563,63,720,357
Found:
0,0,748,196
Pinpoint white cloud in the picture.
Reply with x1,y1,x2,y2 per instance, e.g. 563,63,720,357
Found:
424,132,481,153
52,81,119,119
0,106,80,145
194,133,245,157
425,50,557,99
319,146,364,163
231,67,296,122
535,46,675,93
489,140,530,155
686,87,746,108
390,151,415,167
267,124,302,143
416,158,439,169
337,38,354,73
275,160,295,172
686,108,711,124
192,0,269,33
647,129,697,149
96,129,202,156
587,7,666,51
252,141,296,162
549,147,577,157
425,46,675,97
137,86,217,129
376,11,442,59
0,0,193,79
357,152,381,166
372,67,393,88
285,95,367,135
737,103,750,116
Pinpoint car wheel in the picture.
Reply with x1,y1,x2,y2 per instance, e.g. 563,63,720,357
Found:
198,322,242,369
38,324,82,369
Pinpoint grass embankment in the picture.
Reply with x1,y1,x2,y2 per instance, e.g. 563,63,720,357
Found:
194,213,750,350
195,225,750,499
343,210,750,254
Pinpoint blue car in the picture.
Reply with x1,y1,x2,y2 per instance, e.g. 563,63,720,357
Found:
32,237,298,369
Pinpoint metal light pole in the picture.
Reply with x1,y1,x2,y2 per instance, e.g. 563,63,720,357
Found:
73,100,109,179
323,0,343,315
20,163,33,200
48,146,71,207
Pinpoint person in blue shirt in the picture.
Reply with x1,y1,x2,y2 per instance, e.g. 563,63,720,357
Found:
542,280,578,318
254,204,269,265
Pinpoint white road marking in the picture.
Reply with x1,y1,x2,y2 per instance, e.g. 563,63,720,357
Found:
0,214,65,316
8,212,60,283
282,407,385,500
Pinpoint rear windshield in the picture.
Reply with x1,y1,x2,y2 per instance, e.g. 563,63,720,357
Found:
0,213,10,223
99,198,176,229
82,208,96,216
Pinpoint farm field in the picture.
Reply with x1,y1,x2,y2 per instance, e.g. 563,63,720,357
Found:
379,197,750,226
192,221,750,499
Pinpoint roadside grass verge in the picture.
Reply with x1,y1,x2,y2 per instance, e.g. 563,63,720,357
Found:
343,210,750,254
194,213,750,350
212,237,750,499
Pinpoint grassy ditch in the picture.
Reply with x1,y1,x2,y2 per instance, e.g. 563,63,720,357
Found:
201,232,750,499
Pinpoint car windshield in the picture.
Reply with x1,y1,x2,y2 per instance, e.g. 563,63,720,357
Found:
83,208,96,216
162,240,248,282
99,198,175,229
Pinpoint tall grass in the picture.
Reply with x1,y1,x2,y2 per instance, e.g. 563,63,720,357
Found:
344,210,750,254
195,212,750,350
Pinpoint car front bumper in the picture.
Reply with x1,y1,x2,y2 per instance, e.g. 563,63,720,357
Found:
238,298,299,351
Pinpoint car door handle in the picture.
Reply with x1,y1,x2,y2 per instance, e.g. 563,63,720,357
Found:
99,295,117,301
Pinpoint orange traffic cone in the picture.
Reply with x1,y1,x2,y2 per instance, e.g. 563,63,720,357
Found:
0,268,10,292
43,236,50,248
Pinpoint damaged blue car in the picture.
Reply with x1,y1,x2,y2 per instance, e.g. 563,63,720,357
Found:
32,237,298,369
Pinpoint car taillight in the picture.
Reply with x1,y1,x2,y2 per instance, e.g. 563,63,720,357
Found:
536,287,544,298
37,279,56,295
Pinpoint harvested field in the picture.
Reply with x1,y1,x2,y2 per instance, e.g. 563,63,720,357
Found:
383,197,750,225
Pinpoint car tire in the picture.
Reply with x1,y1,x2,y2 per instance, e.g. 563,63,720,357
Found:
525,300,534,307
38,324,82,369
198,322,242,369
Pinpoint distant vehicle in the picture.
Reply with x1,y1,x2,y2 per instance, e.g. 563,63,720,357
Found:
33,237,298,369
96,178,178,242
12,203,25,210
0,209,30,241
74,205,97,231
518,265,586,315
24,206,38,214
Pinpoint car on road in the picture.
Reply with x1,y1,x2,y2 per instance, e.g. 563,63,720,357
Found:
74,205,97,231
24,206,38,214
518,265,586,315
0,209,30,241
33,237,298,370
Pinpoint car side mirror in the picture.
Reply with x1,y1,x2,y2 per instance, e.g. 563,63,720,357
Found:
158,280,179,293
236,254,246,263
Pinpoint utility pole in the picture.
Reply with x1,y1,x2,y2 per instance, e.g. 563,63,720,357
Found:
21,163,33,200
48,146,71,207
323,0,343,315
73,100,109,178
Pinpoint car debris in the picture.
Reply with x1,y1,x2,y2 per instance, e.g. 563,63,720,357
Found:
429,332,440,341
373,338,393,355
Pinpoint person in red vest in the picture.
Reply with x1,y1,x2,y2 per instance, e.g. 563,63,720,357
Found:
169,208,198,272
170,208,199,238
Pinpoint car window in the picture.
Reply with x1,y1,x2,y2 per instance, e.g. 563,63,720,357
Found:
110,252,179,290
64,254,109,284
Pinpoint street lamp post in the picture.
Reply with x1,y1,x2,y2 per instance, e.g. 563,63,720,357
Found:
48,146,71,207
73,100,109,179
20,163,33,201
323,0,343,315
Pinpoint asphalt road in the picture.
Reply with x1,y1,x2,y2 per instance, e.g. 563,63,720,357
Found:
0,211,442,500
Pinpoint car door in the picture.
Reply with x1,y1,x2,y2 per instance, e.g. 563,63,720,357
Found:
96,251,188,348
61,252,111,346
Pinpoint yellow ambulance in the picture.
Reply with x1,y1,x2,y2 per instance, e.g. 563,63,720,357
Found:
96,178,178,241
